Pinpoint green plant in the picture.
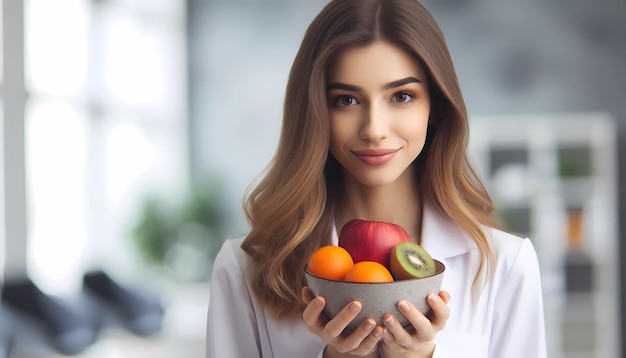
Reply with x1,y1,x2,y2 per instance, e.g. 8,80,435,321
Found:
132,182,229,281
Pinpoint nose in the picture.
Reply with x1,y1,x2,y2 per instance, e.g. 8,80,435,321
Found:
359,103,389,143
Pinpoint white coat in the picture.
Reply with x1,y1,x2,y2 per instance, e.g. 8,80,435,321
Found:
206,203,547,357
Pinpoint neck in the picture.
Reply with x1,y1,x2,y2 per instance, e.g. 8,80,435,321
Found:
336,168,422,242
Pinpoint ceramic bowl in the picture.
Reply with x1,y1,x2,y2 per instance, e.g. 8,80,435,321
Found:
304,260,445,331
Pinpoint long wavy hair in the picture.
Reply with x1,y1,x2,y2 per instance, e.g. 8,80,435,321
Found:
241,0,496,319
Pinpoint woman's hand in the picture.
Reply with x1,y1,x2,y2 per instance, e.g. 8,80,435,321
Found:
302,287,383,357
380,291,451,357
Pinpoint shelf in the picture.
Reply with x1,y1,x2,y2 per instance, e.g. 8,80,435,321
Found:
469,112,620,358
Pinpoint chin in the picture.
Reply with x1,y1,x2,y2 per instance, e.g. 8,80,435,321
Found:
340,161,413,189
353,172,404,188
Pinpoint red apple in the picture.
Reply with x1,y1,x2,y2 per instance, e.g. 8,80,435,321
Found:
338,219,411,269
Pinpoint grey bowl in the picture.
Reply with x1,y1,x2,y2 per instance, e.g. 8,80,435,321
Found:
304,260,445,331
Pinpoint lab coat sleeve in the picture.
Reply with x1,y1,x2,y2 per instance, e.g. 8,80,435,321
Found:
206,240,261,358
316,346,326,358
488,238,547,358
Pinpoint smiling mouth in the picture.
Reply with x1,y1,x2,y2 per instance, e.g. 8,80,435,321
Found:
352,149,399,166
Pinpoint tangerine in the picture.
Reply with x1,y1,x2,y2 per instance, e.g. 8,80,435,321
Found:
307,245,354,281
344,261,394,283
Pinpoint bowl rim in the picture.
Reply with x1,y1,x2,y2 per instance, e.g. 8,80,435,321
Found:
304,259,445,284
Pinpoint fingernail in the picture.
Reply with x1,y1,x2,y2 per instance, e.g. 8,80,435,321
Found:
428,293,438,303
383,316,395,327
349,302,361,313
314,298,323,308
363,320,375,331
398,300,410,313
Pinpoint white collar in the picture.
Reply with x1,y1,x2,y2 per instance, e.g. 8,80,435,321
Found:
420,202,477,260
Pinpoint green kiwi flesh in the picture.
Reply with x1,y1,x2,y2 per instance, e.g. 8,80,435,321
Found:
389,242,436,279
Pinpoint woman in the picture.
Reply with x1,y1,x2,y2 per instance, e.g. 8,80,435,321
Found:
206,0,547,357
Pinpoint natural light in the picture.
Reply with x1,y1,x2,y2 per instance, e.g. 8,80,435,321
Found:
23,0,187,296
24,0,88,96
25,100,89,294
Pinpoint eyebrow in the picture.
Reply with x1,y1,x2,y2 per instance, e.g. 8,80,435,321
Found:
326,76,422,92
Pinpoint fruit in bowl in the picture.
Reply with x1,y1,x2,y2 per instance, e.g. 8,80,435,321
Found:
338,219,411,269
304,220,445,331
304,259,445,331
390,242,437,279
306,245,354,281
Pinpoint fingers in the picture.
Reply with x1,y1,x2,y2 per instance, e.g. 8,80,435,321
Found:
439,290,451,304
360,322,384,350
302,287,315,304
428,292,451,330
302,287,327,332
324,301,362,337
301,287,365,337
301,287,382,355
381,314,413,351
381,291,451,352
335,319,383,354
381,298,432,351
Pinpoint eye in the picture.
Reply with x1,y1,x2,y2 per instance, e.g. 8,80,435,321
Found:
390,91,415,104
333,95,360,107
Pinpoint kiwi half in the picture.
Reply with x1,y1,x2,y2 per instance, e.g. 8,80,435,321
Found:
389,242,436,279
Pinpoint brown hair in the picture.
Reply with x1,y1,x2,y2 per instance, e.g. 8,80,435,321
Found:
241,0,495,319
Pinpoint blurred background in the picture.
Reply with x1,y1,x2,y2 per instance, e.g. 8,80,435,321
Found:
1,0,625,357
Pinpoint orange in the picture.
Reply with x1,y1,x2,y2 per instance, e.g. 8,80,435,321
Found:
307,245,354,281
344,261,394,283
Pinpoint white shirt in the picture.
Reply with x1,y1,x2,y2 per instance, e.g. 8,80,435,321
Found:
206,204,547,357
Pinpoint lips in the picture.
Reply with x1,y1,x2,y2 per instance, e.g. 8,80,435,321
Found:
352,148,399,166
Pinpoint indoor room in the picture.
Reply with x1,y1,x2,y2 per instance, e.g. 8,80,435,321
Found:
1,0,625,357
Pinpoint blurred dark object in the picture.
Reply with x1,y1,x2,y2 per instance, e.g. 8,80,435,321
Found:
133,180,229,281
1,279,97,356
489,147,528,177
0,271,165,356
0,308,14,358
83,270,164,336
565,250,595,293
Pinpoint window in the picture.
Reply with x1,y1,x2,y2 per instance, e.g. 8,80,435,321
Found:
23,0,188,295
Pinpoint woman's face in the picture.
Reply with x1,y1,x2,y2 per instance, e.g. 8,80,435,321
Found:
326,41,431,188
